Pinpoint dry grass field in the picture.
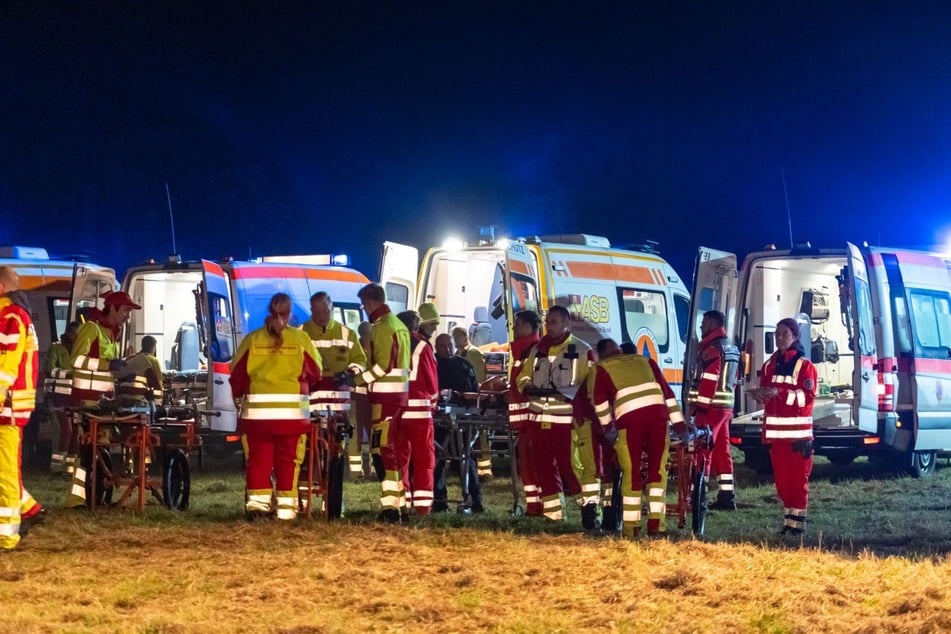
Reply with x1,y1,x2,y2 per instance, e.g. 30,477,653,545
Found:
2,452,950,633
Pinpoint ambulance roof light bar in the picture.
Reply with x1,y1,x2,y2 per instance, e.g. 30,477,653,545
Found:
0,246,50,259
260,253,350,266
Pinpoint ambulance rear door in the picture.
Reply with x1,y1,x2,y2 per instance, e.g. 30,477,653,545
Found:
503,242,541,336
199,259,238,432
844,242,879,434
684,247,737,406
68,263,117,322
380,241,418,313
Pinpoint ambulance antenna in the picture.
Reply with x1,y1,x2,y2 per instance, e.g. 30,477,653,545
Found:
165,182,178,254
780,165,793,249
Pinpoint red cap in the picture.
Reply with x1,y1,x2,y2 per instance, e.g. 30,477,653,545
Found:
102,290,142,310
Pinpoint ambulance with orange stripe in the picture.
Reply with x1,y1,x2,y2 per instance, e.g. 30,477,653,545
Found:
380,228,690,391
691,242,951,477
118,255,369,451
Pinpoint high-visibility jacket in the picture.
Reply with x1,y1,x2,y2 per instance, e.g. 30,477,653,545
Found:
507,332,540,428
0,297,39,427
687,327,740,411
517,333,592,424
761,348,817,442
588,353,684,430
458,344,486,383
229,326,322,434
302,318,367,415
70,319,120,404
403,333,438,422
354,305,410,409
42,341,72,405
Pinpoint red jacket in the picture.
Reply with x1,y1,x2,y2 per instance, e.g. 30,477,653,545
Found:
0,297,39,427
760,348,817,443
402,333,438,423
507,332,540,428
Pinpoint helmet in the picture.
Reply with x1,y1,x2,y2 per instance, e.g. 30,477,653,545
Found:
418,302,441,325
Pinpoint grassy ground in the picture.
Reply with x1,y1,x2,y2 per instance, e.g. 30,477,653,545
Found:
2,451,950,633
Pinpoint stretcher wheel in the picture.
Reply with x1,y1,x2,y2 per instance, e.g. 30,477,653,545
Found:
83,446,114,508
690,463,707,536
163,449,191,510
510,503,524,517
325,455,345,520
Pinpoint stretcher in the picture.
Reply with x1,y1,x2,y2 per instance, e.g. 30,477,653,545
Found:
666,425,714,535
297,413,350,520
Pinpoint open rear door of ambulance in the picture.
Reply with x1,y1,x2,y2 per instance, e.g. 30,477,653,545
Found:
198,259,238,433
844,242,879,434
684,247,737,407
379,241,419,313
68,263,117,323
503,242,542,337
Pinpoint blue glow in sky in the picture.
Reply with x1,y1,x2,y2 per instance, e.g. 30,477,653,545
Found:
2,3,950,281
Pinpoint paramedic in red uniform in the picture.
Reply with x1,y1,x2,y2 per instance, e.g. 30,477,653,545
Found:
687,310,740,510
752,317,817,536
349,283,411,523
395,309,439,516
0,267,45,549
516,304,593,524
230,293,322,521
509,310,541,516
588,338,686,538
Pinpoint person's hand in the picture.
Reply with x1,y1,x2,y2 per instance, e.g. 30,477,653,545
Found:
603,424,618,446
748,387,778,402
334,371,356,388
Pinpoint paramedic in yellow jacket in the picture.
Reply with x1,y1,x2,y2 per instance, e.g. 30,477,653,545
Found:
346,283,410,523
301,291,367,477
65,291,141,508
43,320,79,474
230,293,322,521
516,305,596,524
0,266,45,550
587,338,686,537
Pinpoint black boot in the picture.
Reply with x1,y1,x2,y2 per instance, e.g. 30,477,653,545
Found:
580,503,601,531
709,493,737,511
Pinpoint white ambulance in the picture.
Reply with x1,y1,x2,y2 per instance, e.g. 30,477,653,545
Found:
381,228,690,389
688,242,951,476
118,256,369,452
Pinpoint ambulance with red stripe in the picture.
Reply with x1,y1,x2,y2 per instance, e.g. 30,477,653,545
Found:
690,243,951,477
118,255,369,453
380,229,690,391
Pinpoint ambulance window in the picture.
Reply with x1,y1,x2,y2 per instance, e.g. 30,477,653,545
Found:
618,288,669,352
384,283,409,314
891,296,912,354
336,304,363,331
509,273,538,314
854,279,876,356
208,293,233,362
49,298,69,342
674,294,690,344
908,291,951,357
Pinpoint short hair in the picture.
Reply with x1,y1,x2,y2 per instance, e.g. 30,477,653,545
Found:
547,305,570,320
397,310,421,332
358,283,385,303
141,335,157,353
620,341,637,355
310,291,331,305
357,321,372,338
596,338,618,357
703,310,725,328
451,326,468,338
514,310,540,332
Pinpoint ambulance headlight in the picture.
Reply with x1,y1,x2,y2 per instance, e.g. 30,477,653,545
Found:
442,237,464,252
331,254,350,267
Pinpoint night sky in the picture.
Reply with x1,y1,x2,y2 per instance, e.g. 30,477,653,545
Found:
3,2,951,282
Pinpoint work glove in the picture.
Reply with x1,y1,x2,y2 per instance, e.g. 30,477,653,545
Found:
334,371,356,388
791,439,814,458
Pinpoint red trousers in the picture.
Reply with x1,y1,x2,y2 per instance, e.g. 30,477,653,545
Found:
533,423,582,501
769,441,813,509
398,420,435,515
244,428,306,513
695,408,734,476
516,422,541,516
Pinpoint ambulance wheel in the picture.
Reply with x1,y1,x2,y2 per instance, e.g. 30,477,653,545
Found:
83,447,114,508
690,466,707,536
325,455,345,520
162,449,191,510
909,450,937,478
826,451,857,466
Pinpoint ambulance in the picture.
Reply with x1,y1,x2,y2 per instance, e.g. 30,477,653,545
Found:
117,255,369,452
380,228,690,389
687,242,951,477
0,246,116,455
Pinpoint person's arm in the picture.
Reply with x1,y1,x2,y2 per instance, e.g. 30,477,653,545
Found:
0,310,26,402
301,334,322,393
228,334,253,398
649,358,685,430
346,326,368,372
694,345,722,413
